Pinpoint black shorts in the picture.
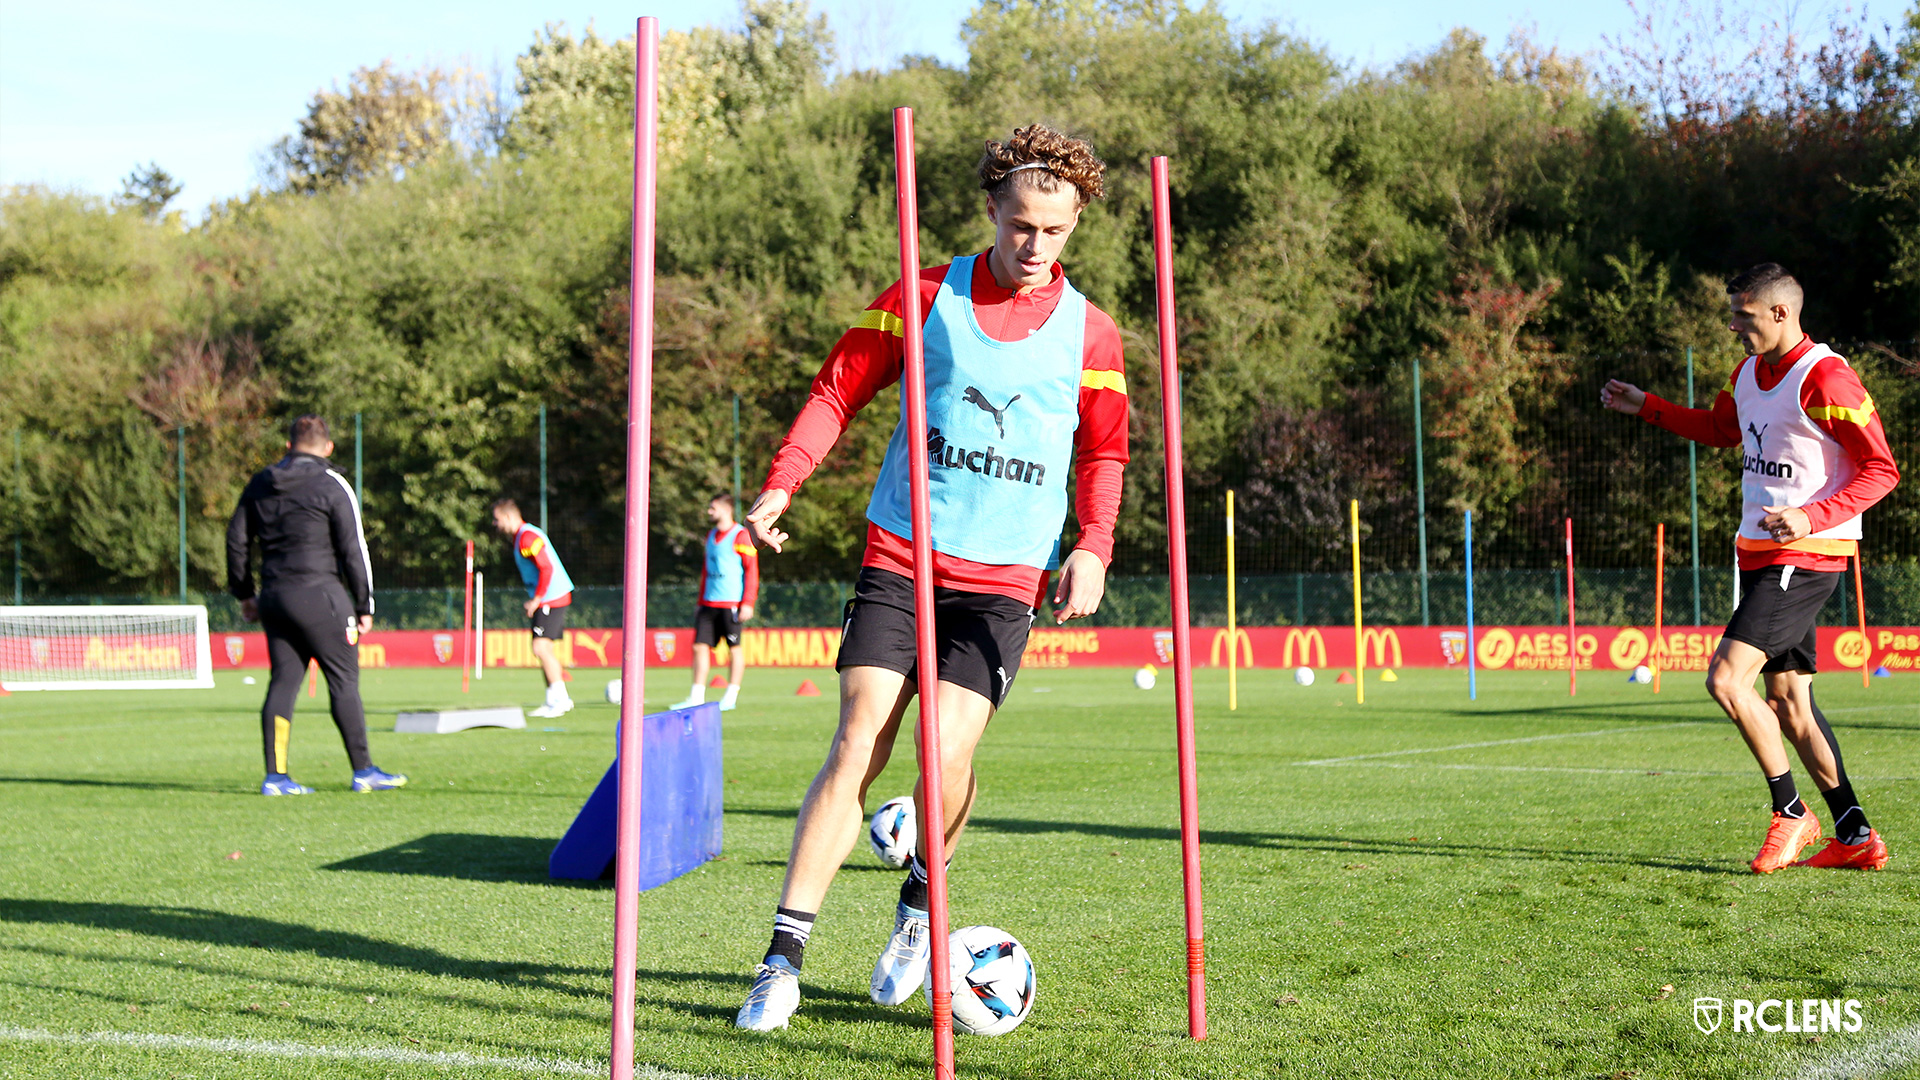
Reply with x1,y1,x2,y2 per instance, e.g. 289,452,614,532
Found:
836,566,1035,707
530,604,567,640
1724,565,1840,673
694,605,741,647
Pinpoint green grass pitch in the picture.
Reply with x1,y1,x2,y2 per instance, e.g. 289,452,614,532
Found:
1,664,1916,1079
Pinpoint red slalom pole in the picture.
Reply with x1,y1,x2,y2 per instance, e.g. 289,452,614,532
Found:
610,17,659,1080
461,540,474,694
893,106,955,1080
1652,523,1665,694
1565,517,1576,697
1855,551,1870,689
1151,155,1208,1041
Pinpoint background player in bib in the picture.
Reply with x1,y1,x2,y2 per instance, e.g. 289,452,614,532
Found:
670,493,758,712
227,414,406,795
730,125,1129,1032
1602,263,1899,873
490,499,575,718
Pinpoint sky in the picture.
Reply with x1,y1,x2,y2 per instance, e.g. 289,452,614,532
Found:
0,0,1639,213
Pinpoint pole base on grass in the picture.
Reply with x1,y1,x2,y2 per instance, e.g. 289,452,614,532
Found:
395,706,528,734
795,679,821,696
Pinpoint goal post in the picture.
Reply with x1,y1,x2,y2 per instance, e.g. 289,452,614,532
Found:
0,605,214,691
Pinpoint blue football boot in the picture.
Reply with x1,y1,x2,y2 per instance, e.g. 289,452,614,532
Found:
351,765,408,793
260,774,314,796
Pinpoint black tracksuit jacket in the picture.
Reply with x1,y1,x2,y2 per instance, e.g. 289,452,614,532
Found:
225,453,375,616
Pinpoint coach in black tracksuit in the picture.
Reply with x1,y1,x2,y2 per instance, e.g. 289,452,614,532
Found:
226,415,403,794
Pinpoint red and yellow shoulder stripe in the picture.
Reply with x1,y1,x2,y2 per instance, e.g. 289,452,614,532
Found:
1079,368,1126,395
1807,392,1876,426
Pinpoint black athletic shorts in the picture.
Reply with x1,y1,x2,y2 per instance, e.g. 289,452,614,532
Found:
694,604,742,647
530,603,566,640
1724,564,1840,674
836,566,1035,707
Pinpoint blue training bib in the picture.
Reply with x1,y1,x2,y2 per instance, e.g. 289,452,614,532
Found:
867,255,1085,570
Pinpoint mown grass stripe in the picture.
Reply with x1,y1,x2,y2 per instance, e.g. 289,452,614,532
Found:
1294,721,1708,766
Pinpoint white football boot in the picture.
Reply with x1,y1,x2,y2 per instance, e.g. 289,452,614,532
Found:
668,684,706,711
530,684,574,719
870,902,932,1005
734,957,801,1031
718,685,741,712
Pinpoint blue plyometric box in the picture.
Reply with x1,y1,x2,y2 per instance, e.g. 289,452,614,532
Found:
549,703,723,888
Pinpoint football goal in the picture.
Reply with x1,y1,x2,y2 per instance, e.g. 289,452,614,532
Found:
0,605,215,691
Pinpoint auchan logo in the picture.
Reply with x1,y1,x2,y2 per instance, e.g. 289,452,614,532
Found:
1210,628,1252,668
1360,628,1403,668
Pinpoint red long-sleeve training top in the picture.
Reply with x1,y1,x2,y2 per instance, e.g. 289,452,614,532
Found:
1638,336,1899,571
762,253,1130,603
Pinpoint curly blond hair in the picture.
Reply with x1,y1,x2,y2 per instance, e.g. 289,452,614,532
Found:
978,124,1106,208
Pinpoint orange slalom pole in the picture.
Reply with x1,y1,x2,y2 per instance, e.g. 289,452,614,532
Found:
1565,517,1576,697
1855,551,1870,689
461,539,473,694
609,18,660,1080
306,659,318,698
893,106,955,1080
1652,523,1665,694
1151,155,1208,1040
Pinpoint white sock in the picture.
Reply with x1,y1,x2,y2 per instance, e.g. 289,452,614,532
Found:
687,683,705,703
547,682,570,706
720,684,739,702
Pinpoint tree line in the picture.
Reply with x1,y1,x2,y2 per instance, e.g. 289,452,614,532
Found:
2,0,1916,596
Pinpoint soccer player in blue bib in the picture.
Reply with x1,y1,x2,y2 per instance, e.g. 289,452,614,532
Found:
490,499,576,718
732,125,1130,1030
670,493,759,712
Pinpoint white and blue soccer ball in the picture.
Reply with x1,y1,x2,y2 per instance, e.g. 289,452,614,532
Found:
1630,665,1653,685
868,796,917,868
1294,666,1315,686
1133,665,1157,690
604,678,623,705
933,925,1037,1035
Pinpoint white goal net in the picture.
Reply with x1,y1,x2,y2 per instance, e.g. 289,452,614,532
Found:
0,605,214,691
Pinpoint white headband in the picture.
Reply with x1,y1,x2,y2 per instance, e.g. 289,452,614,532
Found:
1002,162,1052,177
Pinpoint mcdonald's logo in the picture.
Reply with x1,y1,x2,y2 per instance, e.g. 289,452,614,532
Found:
1282,628,1327,669
1360,628,1403,669
1210,628,1253,668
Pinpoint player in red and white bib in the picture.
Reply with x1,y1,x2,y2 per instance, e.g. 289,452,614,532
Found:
731,125,1129,1032
1604,263,1899,873
669,493,759,712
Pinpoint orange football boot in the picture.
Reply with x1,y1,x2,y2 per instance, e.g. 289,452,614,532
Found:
1751,808,1822,874
1795,829,1890,870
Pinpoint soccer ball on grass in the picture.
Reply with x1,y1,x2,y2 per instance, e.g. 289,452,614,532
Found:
930,925,1037,1035
1294,666,1315,686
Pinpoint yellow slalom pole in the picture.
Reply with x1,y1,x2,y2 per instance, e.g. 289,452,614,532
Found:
1350,498,1364,705
1226,490,1237,711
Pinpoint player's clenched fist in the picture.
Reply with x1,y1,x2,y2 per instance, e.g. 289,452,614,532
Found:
1600,379,1646,415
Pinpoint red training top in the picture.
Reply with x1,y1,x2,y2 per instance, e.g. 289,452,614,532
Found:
762,253,1130,602
1637,335,1899,571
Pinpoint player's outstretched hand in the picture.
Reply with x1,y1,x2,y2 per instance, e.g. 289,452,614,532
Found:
240,598,259,623
1600,379,1647,415
746,489,791,553
1052,548,1107,624
1760,505,1812,543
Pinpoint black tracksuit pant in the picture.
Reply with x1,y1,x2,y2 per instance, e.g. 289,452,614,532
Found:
259,579,371,775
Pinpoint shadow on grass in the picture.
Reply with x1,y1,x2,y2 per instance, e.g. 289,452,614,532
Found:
0,898,605,994
319,833,602,887
0,774,231,794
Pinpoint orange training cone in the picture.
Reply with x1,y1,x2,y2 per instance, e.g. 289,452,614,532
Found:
795,678,821,696
1379,669,1398,682
710,675,728,688
1335,671,1354,684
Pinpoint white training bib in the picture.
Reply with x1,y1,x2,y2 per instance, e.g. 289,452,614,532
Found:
1733,343,1861,544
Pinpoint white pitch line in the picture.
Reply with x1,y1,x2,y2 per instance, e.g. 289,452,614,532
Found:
1302,761,1920,781
0,1024,723,1078
1294,722,1709,766
1795,1020,1920,1080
